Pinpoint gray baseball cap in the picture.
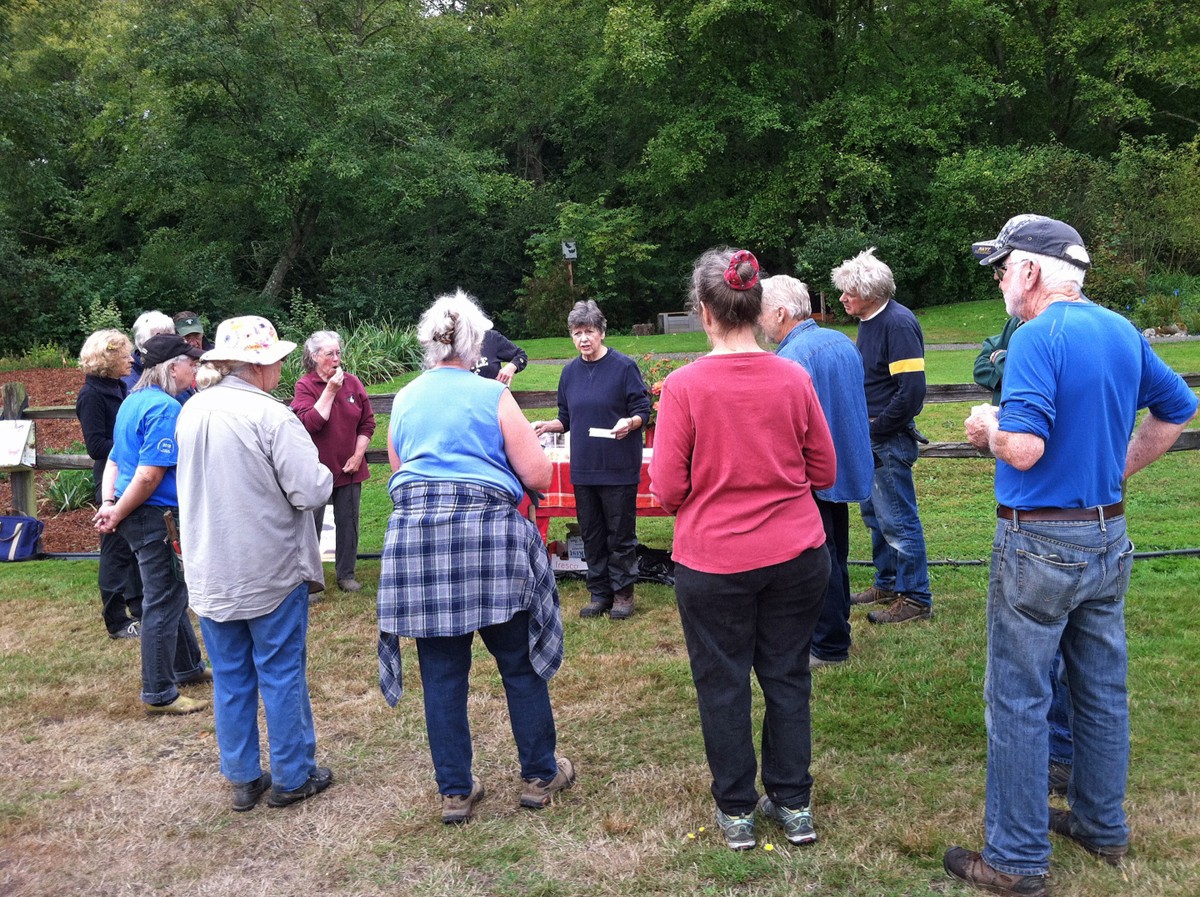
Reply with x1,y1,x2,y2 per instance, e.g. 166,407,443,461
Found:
971,214,1091,270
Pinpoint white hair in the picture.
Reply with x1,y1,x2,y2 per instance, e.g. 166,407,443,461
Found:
830,247,895,304
1008,249,1086,292
417,289,492,369
131,311,175,352
760,275,812,321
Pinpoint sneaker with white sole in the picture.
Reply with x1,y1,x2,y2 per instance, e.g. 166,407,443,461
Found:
715,808,756,850
757,795,817,845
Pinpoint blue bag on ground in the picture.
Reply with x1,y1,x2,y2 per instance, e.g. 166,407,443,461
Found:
0,515,44,561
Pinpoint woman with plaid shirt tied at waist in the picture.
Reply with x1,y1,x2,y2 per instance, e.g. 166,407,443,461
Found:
378,289,574,825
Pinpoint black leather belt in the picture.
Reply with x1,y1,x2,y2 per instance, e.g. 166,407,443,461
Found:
996,501,1124,522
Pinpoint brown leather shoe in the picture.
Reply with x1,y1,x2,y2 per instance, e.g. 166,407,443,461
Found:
1048,807,1128,866
943,846,1048,897
441,775,485,824
610,585,635,620
850,585,899,605
868,596,932,624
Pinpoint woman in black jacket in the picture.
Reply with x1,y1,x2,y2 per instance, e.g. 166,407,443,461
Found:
75,329,143,639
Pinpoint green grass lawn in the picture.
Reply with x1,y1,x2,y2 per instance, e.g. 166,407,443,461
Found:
1,304,1198,896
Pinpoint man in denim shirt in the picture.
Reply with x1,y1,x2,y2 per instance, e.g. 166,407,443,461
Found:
946,215,1198,896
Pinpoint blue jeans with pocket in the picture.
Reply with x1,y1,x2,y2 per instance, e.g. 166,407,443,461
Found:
415,612,558,796
983,513,1133,876
118,504,204,705
198,583,318,792
860,430,932,607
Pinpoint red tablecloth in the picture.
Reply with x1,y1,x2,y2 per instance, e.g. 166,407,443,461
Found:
521,451,669,539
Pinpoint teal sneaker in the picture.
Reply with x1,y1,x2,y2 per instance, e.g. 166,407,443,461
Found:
715,808,756,850
757,795,817,845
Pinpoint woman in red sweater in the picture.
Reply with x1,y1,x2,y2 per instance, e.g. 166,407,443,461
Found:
649,248,836,851
291,331,376,592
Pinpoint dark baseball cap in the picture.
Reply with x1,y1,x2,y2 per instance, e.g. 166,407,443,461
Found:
174,314,204,336
971,214,1091,270
141,333,205,367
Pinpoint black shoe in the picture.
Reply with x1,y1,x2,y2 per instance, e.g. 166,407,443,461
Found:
579,597,613,618
109,620,141,640
232,772,272,812
1048,807,1128,866
1048,761,1070,796
267,767,334,808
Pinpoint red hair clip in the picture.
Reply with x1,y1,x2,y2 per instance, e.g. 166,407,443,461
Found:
724,250,760,291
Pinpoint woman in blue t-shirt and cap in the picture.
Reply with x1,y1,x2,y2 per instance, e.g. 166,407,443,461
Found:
93,332,210,716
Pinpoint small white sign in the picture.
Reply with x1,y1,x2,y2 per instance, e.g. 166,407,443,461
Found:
561,241,578,260
0,420,35,470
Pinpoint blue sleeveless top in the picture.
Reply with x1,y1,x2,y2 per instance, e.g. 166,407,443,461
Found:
388,367,523,501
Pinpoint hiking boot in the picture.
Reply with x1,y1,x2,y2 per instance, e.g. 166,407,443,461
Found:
337,578,362,592
110,620,141,640
232,772,272,812
442,775,486,824
579,597,613,618
520,757,575,809
756,795,817,845
1048,761,1070,796
943,846,1048,897
145,694,209,716
610,585,635,620
868,596,932,624
268,767,334,809
1048,807,1128,866
850,585,899,606
715,808,756,851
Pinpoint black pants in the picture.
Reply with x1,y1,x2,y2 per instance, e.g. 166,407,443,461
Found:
313,482,362,582
97,478,142,633
574,483,638,601
675,547,830,814
811,498,851,661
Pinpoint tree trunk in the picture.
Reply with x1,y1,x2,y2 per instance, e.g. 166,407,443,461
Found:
261,200,321,299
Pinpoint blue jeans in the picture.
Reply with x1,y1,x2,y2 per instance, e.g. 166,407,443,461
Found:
199,583,318,791
1049,650,1074,766
860,430,931,607
675,547,830,814
415,612,558,796
983,514,1134,876
812,498,851,661
118,504,204,704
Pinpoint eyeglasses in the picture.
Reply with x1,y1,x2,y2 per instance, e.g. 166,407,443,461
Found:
992,262,1009,282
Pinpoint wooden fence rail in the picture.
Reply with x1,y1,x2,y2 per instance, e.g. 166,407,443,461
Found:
5,375,1200,520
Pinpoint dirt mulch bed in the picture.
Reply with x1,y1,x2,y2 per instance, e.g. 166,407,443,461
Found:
1,366,98,554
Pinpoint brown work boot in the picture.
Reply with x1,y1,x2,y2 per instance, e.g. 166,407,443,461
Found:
1048,807,1128,866
850,585,899,606
943,846,1049,897
610,585,635,620
868,596,932,624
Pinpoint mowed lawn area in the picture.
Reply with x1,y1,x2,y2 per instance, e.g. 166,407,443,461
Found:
2,308,1198,897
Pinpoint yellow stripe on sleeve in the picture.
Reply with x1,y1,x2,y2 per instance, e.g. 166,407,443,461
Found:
888,357,925,375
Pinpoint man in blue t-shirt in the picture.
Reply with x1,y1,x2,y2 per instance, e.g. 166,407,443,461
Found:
945,215,1198,897
830,248,933,625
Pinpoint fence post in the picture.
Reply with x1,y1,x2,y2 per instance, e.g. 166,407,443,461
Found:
2,382,37,517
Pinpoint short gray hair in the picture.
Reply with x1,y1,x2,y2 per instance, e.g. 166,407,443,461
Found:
301,330,342,373
566,300,606,334
131,311,175,352
760,275,812,321
1008,249,1086,292
830,248,895,305
417,289,491,369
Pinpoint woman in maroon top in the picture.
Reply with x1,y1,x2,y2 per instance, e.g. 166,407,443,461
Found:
291,331,376,592
649,248,836,851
